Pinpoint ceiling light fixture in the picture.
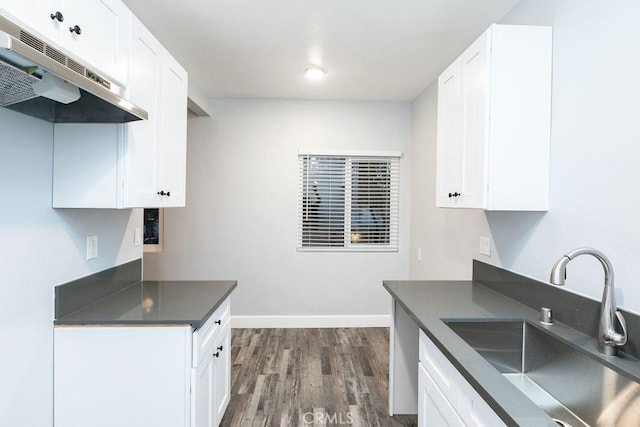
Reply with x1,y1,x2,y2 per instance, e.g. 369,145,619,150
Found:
304,65,326,80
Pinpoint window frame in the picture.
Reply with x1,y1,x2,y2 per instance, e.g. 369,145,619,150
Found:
297,149,400,252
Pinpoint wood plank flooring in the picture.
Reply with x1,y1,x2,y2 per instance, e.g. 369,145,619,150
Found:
220,328,417,427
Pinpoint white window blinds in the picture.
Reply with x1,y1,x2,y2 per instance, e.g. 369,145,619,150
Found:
298,152,400,251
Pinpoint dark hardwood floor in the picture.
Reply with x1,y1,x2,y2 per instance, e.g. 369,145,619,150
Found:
220,328,417,427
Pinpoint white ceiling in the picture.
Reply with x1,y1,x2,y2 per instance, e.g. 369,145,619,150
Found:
121,0,519,101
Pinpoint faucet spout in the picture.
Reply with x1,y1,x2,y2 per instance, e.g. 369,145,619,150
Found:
549,247,627,356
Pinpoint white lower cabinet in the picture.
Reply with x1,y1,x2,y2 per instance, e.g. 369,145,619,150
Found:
54,298,231,427
213,323,231,423
418,331,505,427
193,354,215,427
419,363,464,426
192,318,231,427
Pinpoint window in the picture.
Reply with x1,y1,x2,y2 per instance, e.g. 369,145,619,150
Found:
298,151,400,251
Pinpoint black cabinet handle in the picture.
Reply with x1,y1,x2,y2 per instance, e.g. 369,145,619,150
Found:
215,319,221,325
213,351,220,358
448,192,461,198
69,25,81,35
50,11,64,22
217,345,223,351
157,190,171,196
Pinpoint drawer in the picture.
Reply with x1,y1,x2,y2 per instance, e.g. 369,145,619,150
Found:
419,330,459,409
192,298,230,366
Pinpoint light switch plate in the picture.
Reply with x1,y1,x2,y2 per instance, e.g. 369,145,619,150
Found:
134,227,143,247
480,236,491,256
86,235,98,260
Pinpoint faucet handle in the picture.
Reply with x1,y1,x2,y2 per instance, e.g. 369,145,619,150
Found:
614,311,628,346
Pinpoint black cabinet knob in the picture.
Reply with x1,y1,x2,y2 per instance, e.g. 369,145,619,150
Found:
213,351,220,358
215,319,221,325
50,11,64,22
217,345,223,351
69,25,81,35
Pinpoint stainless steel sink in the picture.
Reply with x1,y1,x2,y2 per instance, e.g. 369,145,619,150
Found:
446,320,640,427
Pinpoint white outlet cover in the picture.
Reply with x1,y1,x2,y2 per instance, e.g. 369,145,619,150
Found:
479,236,491,256
86,235,98,260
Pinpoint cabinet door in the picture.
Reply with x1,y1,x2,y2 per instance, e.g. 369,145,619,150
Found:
420,331,506,427
0,0,62,45
418,362,464,427
456,30,490,208
192,355,215,427
1,0,129,84
60,0,129,84
124,26,187,208
435,60,462,208
123,16,163,208
436,28,489,209
435,24,551,211
458,378,506,427
158,51,188,207
213,321,231,425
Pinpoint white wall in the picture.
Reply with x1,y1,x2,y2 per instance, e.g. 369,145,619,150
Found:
410,0,640,314
0,108,142,426
144,99,411,326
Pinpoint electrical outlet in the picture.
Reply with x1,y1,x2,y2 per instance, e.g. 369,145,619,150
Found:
134,227,143,247
479,236,491,257
86,235,98,260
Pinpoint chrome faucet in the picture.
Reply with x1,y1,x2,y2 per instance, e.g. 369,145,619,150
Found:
550,247,627,356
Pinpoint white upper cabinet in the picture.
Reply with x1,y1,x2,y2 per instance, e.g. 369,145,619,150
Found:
0,0,129,85
122,14,187,208
62,0,130,85
51,13,188,209
436,24,552,211
157,47,188,206
121,16,162,207
0,0,63,44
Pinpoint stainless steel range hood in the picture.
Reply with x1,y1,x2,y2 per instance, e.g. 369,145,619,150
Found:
0,13,147,123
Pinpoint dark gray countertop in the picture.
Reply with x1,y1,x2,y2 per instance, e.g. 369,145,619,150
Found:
384,278,640,427
55,280,236,328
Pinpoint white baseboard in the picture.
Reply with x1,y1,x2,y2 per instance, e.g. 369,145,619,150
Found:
230,314,391,329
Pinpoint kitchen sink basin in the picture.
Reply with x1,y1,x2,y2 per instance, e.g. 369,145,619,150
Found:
446,320,640,427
